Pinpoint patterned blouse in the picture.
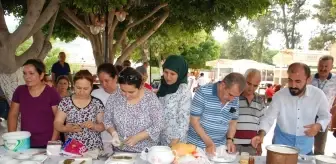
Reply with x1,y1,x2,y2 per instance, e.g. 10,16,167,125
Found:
58,96,104,151
104,89,164,153
158,83,192,145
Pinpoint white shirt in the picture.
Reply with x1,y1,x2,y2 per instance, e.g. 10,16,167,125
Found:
91,88,111,105
259,85,331,136
91,88,118,142
197,76,207,86
311,73,336,109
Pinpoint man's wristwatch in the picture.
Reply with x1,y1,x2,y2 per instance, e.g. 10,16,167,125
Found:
227,138,234,142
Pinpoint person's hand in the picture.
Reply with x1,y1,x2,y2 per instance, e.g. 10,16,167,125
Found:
226,140,236,153
304,123,322,137
125,135,141,147
205,142,216,157
65,123,82,133
111,131,121,147
251,135,263,149
81,121,95,129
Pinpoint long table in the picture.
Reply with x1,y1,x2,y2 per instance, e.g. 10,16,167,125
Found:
45,155,317,164
0,147,317,164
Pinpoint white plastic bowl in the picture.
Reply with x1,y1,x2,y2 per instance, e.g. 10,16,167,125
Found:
315,155,336,164
2,131,31,152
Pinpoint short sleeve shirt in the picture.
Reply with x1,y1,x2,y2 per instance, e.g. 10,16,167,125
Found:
187,82,239,148
311,73,336,109
58,96,105,150
12,85,61,147
51,61,71,81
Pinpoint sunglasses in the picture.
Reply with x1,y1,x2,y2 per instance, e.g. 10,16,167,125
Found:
118,74,140,82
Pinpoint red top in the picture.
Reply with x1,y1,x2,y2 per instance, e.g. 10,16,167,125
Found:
265,88,274,98
144,83,152,90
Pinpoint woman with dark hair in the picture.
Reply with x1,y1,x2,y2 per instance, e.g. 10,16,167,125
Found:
8,59,61,148
104,67,164,152
91,63,118,153
91,63,118,105
54,70,105,151
157,55,191,146
56,75,71,98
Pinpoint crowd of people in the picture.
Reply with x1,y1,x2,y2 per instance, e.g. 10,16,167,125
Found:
4,51,336,157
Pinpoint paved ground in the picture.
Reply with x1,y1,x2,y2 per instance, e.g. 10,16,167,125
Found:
261,122,335,156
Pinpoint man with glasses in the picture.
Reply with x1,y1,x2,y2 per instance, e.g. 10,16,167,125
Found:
251,63,331,155
188,72,246,156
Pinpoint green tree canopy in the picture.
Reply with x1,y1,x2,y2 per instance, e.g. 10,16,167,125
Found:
2,0,272,66
181,38,220,69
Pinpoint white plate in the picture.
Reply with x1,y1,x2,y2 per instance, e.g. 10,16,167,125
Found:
15,154,32,160
105,153,137,164
298,155,314,163
209,153,238,163
20,161,39,164
58,157,93,164
32,154,48,161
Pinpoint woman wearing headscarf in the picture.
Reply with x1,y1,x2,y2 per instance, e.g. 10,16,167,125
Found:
157,55,192,146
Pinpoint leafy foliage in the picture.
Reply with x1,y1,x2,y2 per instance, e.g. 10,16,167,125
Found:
3,0,272,42
16,39,33,56
273,0,309,49
309,0,336,50
309,29,336,50
221,31,254,60
181,38,220,69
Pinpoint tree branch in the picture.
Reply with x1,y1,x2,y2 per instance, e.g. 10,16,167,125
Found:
116,3,168,48
62,12,91,38
15,30,45,66
37,40,52,60
107,9,116,33
26,0,61,39
46,9,58,40
84,14,90,25
11,0,46,47
0,0,8,34
116,8,169,63
62,7,91,37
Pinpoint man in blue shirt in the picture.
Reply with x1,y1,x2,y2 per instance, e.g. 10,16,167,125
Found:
51,52,72,86
188,72,246,155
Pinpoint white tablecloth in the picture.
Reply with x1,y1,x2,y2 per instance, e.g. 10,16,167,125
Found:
45,155,317,164
0,147,316,164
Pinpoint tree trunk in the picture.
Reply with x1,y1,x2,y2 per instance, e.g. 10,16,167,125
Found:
141,42,149,62
0,68,25,131
280,4,290,49
258,35,265,62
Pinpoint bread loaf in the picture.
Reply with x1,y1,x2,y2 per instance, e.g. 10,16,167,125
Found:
171,143,196,157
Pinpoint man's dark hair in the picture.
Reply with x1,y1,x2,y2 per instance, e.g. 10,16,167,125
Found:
123,60,131,67
287,62,311,78
223,72,246,92
200,73,204,76
319,55,334,63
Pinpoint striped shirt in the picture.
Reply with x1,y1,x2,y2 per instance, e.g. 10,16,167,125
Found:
234,94,265,145
187,82,239,148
